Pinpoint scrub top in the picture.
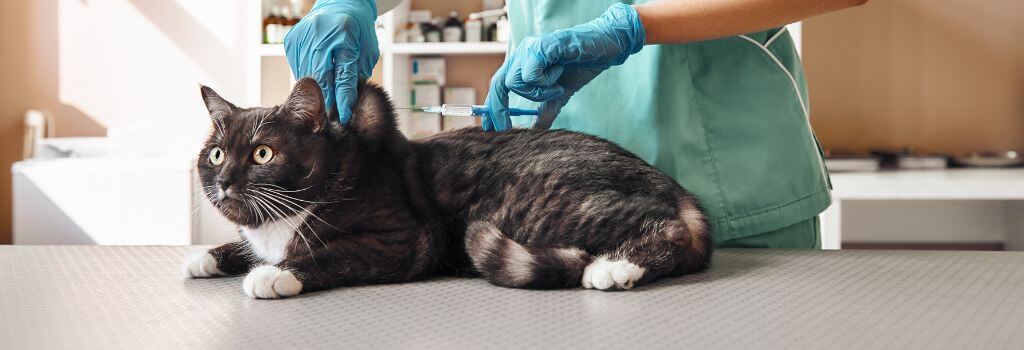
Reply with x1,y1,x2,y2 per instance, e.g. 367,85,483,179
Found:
507,0,832,245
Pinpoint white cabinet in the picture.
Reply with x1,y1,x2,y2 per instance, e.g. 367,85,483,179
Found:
12,157,236,245
13,158,194,245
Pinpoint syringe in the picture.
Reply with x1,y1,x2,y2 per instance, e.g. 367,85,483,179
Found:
405,104,540,117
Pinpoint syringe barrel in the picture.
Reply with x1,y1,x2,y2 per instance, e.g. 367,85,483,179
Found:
469,105,540,116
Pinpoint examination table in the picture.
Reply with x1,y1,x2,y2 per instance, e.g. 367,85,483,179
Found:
2,246,1023,349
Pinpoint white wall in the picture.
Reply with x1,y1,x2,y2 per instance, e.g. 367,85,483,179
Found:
26,0,251,155
2,0,258,241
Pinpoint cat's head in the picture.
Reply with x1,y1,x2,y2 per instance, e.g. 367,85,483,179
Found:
196,77,397,227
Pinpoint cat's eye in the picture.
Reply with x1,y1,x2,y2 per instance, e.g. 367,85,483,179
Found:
253,145,274,164
209,147,225,166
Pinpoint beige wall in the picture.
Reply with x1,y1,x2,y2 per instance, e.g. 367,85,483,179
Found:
804,0,1024,154
0,1,30,243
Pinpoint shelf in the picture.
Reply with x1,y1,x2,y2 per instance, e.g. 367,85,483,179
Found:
383,42,507,55
259,42,508,57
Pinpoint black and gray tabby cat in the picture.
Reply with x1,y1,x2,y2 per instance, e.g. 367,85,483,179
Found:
183,77,711,298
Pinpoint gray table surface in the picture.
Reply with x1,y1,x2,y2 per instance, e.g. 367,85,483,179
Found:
2,246,1024,349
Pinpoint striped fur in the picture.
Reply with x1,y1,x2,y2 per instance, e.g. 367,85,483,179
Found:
190,79,712,298
465,221,590,289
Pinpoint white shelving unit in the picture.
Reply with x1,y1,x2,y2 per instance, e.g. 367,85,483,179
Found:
383,42,507,55
247,0,508,136
820,169,1024,250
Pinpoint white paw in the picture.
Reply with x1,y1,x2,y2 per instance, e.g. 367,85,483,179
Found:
581,256,645,290
182,251,223,278
242,265,303,299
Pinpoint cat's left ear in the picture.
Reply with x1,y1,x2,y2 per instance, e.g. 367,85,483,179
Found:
199,85,237,120
283,77,326,133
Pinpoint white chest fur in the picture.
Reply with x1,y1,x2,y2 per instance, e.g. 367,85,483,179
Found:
241,212,310,265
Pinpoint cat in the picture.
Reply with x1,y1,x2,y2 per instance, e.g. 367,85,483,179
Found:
183,77,712,298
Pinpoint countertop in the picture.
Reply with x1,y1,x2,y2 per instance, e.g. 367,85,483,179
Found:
828,168,1024,199
2,246,1023,349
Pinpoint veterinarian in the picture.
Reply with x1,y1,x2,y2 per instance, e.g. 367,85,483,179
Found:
284,0,868,249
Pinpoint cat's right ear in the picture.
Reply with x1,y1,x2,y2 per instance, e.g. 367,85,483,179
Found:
283,77,326,133
199,85,236,120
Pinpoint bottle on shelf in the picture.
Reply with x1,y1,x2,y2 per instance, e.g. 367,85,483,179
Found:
486,18,498,42
422,18,442,43
465,15,482,42
442,11,464,43
280,6,294,41
290,4,303,25
496,15,510,43
406,22,425,43
264,7,279,44
466,8,507,42
269,6,288,44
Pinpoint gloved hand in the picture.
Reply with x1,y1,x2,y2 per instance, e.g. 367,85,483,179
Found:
284,0,379,124
483,3,645,131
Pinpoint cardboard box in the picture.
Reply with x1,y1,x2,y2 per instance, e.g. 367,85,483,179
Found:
443,87,478,130
411,57,445,85
408,10,432,24
411,83,441,107
409,83,442,138
408,112,441,139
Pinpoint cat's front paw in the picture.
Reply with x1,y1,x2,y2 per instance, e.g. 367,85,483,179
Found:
242,265,303,299
182,251,223,278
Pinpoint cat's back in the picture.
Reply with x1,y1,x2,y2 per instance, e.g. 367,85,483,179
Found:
412,127,680,194
414,127,644,167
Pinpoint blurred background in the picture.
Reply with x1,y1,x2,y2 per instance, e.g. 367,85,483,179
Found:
0,0,1021,250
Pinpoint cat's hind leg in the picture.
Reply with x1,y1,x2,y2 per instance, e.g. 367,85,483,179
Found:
465,221,591,289
582,199,712,291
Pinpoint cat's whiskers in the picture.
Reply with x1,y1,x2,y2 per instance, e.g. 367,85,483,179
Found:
252,183,315,193
254,180,353,202
255,185,338,205
197,186,228,216
247,189,277,225
302,162,317,180
251,189,331,250
248,191,318,264
256,188,342,233
250,182,346,209
250,110,275,142
239,193,261,223
241,191,267,226
191,199,211,219
251,182,287,190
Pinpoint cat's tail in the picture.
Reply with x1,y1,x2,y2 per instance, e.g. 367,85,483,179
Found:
465,221,590,289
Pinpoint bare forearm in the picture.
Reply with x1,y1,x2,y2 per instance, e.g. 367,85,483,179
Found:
634,0,867,44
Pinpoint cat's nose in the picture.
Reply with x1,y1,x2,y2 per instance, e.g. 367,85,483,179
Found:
217,180,234,197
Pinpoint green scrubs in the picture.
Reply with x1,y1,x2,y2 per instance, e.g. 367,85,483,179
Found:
508,0,831,248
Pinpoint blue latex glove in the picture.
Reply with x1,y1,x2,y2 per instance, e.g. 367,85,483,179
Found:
284,0,378,124
483,3,645,131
